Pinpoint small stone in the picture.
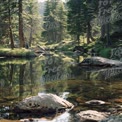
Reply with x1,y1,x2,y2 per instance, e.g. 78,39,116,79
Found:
85,100,106,105
100,114,122,122
107,108,117,114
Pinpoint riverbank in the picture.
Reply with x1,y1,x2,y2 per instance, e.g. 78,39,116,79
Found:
0,48,37,58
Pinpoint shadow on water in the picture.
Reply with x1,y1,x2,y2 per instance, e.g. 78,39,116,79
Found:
0,54,122,121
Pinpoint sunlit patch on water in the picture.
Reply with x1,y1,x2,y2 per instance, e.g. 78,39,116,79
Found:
59,92,69,99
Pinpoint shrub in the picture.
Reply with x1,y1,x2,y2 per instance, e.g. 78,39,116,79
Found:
99,48,111,58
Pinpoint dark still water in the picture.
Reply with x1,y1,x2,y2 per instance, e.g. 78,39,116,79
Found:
0,54,122,122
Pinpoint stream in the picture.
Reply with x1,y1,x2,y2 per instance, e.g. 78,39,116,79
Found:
0,53,122,122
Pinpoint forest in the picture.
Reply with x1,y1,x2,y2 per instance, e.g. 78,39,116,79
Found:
0,0,122,122
0,0,121,59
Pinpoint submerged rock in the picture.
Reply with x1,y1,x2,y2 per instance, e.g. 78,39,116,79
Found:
100,114,122,122
13,93,74,113
85,100,106,105
76,110,108,122
79,57,122,67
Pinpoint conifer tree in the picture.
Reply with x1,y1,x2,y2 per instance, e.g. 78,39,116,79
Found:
67,0,97,45
23,0,42,47
0,0,17,48
42,0,67,43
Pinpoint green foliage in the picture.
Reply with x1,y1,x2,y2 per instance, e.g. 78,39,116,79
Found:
67,0,98,44
67,0,85,36
0,0,42,48
0,0,121,56
0,0,18,46
0,58,29,65
42,0,67,43
99,48,111,58
23,0,42,47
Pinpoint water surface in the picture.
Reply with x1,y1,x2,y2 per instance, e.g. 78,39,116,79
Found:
0,54,122,121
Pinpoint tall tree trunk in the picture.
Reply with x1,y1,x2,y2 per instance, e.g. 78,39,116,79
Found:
99,0,106,41
87,21,95,43
100,24,106,39
106,0,111,46
106,23,111,46
59,23,63,42
8,0,14,49
87,22,91,44
29,19,33,47
77,34,80,46
99,0,111,46
18,0,25,48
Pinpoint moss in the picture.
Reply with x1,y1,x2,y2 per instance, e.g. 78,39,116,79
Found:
0,48,36,58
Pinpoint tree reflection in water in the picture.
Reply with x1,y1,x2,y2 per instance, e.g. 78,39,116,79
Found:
0,56,122,121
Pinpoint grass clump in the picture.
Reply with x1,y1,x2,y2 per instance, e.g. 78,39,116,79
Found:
0,48,36,58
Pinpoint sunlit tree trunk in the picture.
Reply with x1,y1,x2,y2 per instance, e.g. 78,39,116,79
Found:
18,0,25,48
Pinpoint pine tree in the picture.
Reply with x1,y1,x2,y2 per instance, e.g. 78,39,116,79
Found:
111,0,122,41
98,0,122,46
67,0,97,45
23,0,42,47
98,0,112,46
67,0,84,45
55,1,67,41
42,0,67,43
0,0,17,48
82,0,96,43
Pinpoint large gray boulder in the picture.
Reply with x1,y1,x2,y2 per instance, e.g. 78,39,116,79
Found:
79,57,122,67
14,93,74,113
